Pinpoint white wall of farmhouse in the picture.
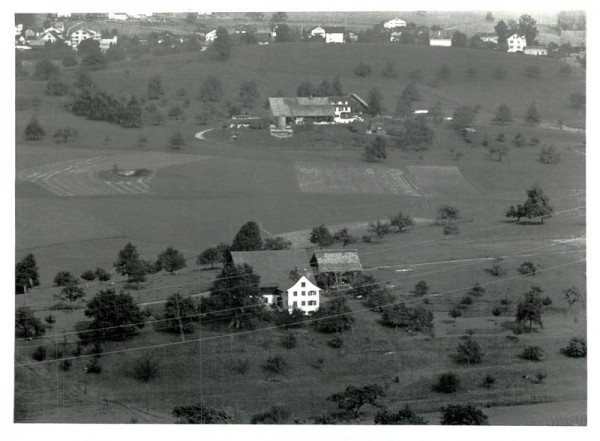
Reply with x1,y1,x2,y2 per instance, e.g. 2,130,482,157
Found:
283,276,321,314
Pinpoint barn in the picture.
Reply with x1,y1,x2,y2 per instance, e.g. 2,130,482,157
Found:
269,97,335,129
310,249,363,291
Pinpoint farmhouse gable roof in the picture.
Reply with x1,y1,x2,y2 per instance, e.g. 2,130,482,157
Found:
311,249,363,273
324,26,345,34
230,250,316,289
269,97,335,118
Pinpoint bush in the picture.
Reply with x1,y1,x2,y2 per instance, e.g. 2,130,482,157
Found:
32,346,47,361
251,405,292,424
460,295,474,306
491,307,502,317
45,77,69,96
382,304,433,331
518,261,537,275
24,116,46,141
512,133,526,147
529,137,540,146
443,224,459,235
433,372,460,393
280,331,297,349
482,374,496,389
455,338,483,364
263,355,287,374
86,357,102,374
44,314,56,325
327,336,344,349
539,145,560,164
564,337,586,358
521,346,545,361
59,359,72,371
414,280,429,296
133,357,160,382
449,306,463,318
542,296,553,306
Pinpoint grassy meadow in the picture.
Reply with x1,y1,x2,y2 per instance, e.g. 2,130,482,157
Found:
15,39,585,424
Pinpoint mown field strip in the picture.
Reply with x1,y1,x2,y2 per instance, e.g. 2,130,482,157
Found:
407,165,481,198
295,162,431,197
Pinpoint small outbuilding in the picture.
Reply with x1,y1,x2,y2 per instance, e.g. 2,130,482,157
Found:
310,249,363,291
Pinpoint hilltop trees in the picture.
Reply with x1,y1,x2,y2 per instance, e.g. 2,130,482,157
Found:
231,221,263,251
84,289,145,341
16,253,40,294
156,247,187,274
506,186,553,224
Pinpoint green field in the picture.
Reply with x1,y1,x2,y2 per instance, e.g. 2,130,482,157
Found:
15,38,586,424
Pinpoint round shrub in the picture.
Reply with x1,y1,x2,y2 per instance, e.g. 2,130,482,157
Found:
521,345,545,361
434,372,460,393
564,337,586,358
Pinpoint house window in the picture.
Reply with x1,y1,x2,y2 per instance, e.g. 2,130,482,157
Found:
293,301,298,307
294,291,297,296
309,291,316,296
301,282,306,287
302,291,306,296
301,301,306,306
308,301,316,306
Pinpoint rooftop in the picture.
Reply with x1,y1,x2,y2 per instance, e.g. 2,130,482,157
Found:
269,97,335,118
231,250,316,289
311,249,363,273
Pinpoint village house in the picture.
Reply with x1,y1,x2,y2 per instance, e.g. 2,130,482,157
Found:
524,46,548,56
108,13,128,21
479,33,499,44
69,28,101,47
309,26,326,39
40,30,64,44
205,29,217,44
383,17,407,29
15,24,23,36
310,249,363,291
429,30,452,47
230,250,321,315
100,36,118,52
309,26,345,43
347,31,358,43
507,33,526,52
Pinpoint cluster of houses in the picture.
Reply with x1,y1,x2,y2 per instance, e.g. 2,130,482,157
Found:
15,21,118,52
230,249,363,315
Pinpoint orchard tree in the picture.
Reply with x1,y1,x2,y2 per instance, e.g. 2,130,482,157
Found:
162,293,197,334
199,75,224,102
56,284,86,303
15,306,46,338
365,136,387,162
368,220,391,241
332,76,344,95
84,289,145,341
327,384,385,420
513,185,553,224
526,102,540,124
263,236,292,250
515,286,544,333
231,221,263,251
333,228,357,247
16,253,40,294
147,75,164,100
211,27,232,60
381,60,398,79
313,297,354,333
452,106,475,132
33,59,59,80
156,247,187,274
493,104,513,124
169,132,185,150
309,225,334,248
429,101,444,124
390,211,414,232
113,243,146,282
81,270,96,282
401,81,421,101
94,267,111,283
436,64,452,81
197,247,223,269
367,88,384,116
395,96,413,119
53,127,78,143
173,402,232,424
440,404,489,425
455,338,483,364
436,205,461,225
399,115,434,150
375,406,427,425
53,271,77,287
563,286,582,309
24,116,46,140
208,264,261,329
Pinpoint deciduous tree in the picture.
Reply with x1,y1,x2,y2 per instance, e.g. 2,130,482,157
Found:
147,75,164,100
84,289,145,341
197,247,223,269
16,253,39,293
156,247,186,274
309,225,334,248
515,286,544,333
440,404,488,425
161,293,197,334
15,306,46,338
24,116,46,140
313,297,354,333
231,221,263,251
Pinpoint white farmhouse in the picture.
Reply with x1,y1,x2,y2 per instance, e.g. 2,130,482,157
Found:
324,27,345,43
230,250,321,315
524,46,547,56
205,29,217,44
383,18,407,29
507,33,526,53
430,30,452,47
309,26,326,39
70,28,101,47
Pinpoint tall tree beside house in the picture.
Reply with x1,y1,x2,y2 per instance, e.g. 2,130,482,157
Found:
77,39,102,58
518,14,539,46
208,264,261,329
296,81,316,97
231,221,263,251
365,136,387,162
316,79,335,97
156,247,187,274
367,88,384,116
274,24,295,43
494,20,509,47
16,253,40,294
147,75,164,100
197,247,223,269
451,31,468,48
24,116,46,140
309,225,335,248
211,27,232,60
395,96,413,119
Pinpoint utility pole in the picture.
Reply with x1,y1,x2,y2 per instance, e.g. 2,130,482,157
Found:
145,385,150,413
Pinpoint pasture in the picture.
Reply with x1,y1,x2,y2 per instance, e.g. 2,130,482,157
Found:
15,39,585,424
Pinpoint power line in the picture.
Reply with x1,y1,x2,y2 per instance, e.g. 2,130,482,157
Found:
15,256,584,368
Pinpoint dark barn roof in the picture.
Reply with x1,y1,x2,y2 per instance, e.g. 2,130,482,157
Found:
312,250,363,273
231,250,316,289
